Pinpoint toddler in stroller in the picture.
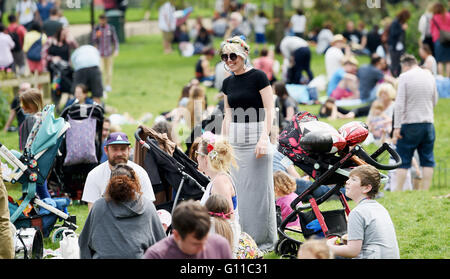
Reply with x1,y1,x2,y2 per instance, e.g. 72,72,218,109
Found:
274,111,402,257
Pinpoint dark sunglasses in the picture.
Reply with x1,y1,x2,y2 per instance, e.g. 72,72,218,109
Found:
221,53,238,62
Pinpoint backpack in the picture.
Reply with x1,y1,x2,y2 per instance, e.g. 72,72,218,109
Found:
7,27,22,52
27,35,43,61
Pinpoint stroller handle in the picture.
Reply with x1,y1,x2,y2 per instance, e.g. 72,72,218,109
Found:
134,128,151,149
354,143,402,171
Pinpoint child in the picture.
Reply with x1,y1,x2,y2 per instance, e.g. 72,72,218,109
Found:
65,83,94,108
367,100,391,145
297,238,334,259
273,170,301,228
19,88,44,151
205,193,262,259
18,88,51,199
252,11,269,53
327,165,400,259
419,43,437,76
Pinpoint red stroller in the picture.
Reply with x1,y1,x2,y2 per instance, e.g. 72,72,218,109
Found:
274,111,402,257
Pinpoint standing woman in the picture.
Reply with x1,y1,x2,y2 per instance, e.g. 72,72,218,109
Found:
220,36,277,251
387,9,410,77
430,3,450,77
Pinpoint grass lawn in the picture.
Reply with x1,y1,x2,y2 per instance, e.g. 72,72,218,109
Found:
1,34,449,259
61,6,216,25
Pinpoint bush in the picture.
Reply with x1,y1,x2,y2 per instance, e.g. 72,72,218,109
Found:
0,89,10,129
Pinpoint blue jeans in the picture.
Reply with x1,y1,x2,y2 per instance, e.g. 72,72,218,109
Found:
295,179,347,200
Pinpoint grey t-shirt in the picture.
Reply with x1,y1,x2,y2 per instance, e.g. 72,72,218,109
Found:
348,199,400,259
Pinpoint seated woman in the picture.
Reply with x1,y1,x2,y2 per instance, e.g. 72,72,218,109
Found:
273,81,298,126
327,57,360,100
64,83,94,108
195,48,215,85
78,163,166,259
194,27,213,55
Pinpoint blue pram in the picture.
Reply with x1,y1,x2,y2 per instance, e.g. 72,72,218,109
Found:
0,105,77,245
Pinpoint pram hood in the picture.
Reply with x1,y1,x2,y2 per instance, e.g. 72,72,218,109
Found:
26,104,67,157
3,105,69,184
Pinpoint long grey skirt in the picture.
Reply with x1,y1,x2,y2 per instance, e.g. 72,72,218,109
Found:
228,121,277,251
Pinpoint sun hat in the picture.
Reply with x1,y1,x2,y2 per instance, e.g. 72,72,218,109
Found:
331,34,346,44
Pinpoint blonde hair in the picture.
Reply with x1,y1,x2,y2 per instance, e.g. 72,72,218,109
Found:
199,135,237,174
20,88,43,113
187,85,206,129
205,194,234,249
297,238,334,259
273,171,297,196
370,100,385,113
220,36,250,60
376,82,397,100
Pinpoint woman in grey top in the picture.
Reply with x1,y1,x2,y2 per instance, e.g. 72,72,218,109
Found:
78,164,166,259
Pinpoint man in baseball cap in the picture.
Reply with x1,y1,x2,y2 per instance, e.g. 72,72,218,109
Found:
82,131,155,211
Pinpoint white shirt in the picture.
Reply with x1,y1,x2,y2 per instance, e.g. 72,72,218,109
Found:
324,46,345,80
316,28,334,54
0,33,15,67
279,36,309,60
290,14,306,33
16,0,37,26
158,2,176,32
253,15,269,34
81,161,156,204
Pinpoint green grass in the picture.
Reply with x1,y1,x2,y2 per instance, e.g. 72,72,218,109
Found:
1,34,449,259
61,6,216,25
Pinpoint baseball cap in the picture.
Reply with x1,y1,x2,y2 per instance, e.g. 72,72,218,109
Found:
105,132,131,146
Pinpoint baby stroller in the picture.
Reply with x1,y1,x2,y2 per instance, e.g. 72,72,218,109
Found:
134,126,208,215
274,111,402,258
0,105,78,258
48,103,104,200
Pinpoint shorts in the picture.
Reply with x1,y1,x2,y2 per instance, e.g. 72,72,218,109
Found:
434,40,450,63
162,31,174,43
255,33,266,44
396,123,435,169
72,66,103,98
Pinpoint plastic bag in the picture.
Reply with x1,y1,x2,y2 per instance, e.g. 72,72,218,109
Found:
60,230,80,259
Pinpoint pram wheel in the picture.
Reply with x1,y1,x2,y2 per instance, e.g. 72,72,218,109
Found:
51,225,68,243
275,238,300,257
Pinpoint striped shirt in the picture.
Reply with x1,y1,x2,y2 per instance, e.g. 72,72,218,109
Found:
393,66,438,128
91,23,119,57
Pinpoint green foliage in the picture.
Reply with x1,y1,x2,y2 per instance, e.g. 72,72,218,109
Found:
0,88,13,130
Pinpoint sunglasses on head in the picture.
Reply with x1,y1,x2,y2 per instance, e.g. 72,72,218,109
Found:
221,53,238,62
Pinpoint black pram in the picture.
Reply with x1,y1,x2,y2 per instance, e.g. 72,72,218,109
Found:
134,126,208,214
